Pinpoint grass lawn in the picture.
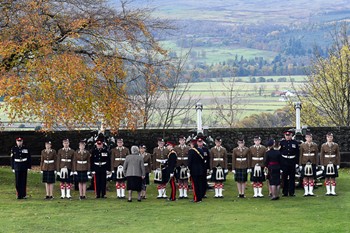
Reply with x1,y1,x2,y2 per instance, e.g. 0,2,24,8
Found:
1,167,349,233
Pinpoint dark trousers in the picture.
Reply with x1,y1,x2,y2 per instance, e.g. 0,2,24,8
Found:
191,175,206,202
170,177,176,201
94,172,107,198
15,170,27,198
281,165,296,196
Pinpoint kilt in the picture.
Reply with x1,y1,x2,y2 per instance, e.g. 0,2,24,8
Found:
234,168,247,182
250,167,266,182
300,164,317,179
56,169,73,183
175,166,189,180
323,165,339,178
268,168,281,186
127,176,142,192
42,171,55,184
112,167,126,181
75,171,89,183
154,168,169,184
211,167,226,182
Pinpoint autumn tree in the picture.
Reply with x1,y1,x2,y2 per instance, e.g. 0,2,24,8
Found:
293,24,350,126
0,0,168,131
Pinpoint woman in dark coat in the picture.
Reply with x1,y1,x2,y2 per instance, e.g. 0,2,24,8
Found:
265,139,281,200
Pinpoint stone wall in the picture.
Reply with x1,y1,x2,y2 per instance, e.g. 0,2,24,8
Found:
1,127,349,166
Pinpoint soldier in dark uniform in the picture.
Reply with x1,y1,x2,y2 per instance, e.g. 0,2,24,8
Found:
248,136,267,198
110,138,130,199
165,141,177,201
320,132,340,196
174,135,190,199
152,138,169,199
57,138,75,199
232,138,250,198
279,130,299,197
11,137,31,199
91,139,111,198
73,140,91,200
299,132,318,196
40,140,57,199
188,139,207,203
196,137,210,198
210,137,228,198
139,144,151,199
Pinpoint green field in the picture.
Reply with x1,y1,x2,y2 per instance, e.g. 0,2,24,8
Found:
1,167,349,232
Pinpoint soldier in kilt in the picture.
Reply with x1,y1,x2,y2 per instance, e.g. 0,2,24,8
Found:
139,145,151,199
152,138,169,199
320,132,340,196
73,140,91,200
57,138,75,199
249,136,267,198
210,137,228,198
111,138,130,199
174,135,190,199
232,138,250,198
299,132,318,196
40,140,57,200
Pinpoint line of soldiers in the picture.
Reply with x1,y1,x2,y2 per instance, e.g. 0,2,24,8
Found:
10,131,341,200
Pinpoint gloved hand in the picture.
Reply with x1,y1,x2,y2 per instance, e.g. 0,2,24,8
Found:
280,170,283,174
54,171,57,175
40,171,43,174
337,165,340,169
88,175,92,179
232,170,236,174
73,171,78,175
170,173,174,178
12,169,15,173
210,170,213,174
70,171,74,176
91,171,96,175
27,169,31,171
247,169,252,173
224,169,228,174
56,171,61,177
187,172,191,178
299,166,303,172
112,170,115,173
295,164,299,169
321,166,324,170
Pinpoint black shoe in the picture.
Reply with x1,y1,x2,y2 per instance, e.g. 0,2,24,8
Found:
142,196,146,199
271,197,278,201
179,196,184,199
183,196,189,199
219,196,224,198
128,199,132,202
96,196,100,199
282,194,288,197
289,194,296,197
203,195,207,198
102,196,107,199
45,196,50,200
137,199,141,202
82,196,86,199
50,196,54,200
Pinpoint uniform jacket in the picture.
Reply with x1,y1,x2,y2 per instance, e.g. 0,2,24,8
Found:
152,147,169,170
123,153,145,177
320,142,340,166
188,147,207,176
91,147,111,172
40,149,57,171
11,145,31,171
174,145,190,167
140,152,152,173
111,147,130,168
210,146,228,169
166,149,177,175
279,139,299,165
232,146,250,169
73,149,91,172
299,142,318,165
249,145,266,168
57,148,75,170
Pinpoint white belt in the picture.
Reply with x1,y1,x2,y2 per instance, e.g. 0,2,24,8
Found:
213,158,224,161
282,155,295,159
44,160,55,164
61,159,71,162
114,158,126,161
178,157,188,160
252,157,263,161
144,163,149,166
156,159,167,163
236,158,247,161
94,162,107,165
325,154,336,158
14,158,27,162
303,153,315,156
77,161,88,164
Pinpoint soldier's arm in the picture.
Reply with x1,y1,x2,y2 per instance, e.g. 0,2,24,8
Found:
87,152,91,172
336,145,341,165
10,148,14,170
27,148,32,169
110,150,114,170
72,152,77,172
224,148,228,169
319,145,324,165
40,151,44,170
231,150,235,171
